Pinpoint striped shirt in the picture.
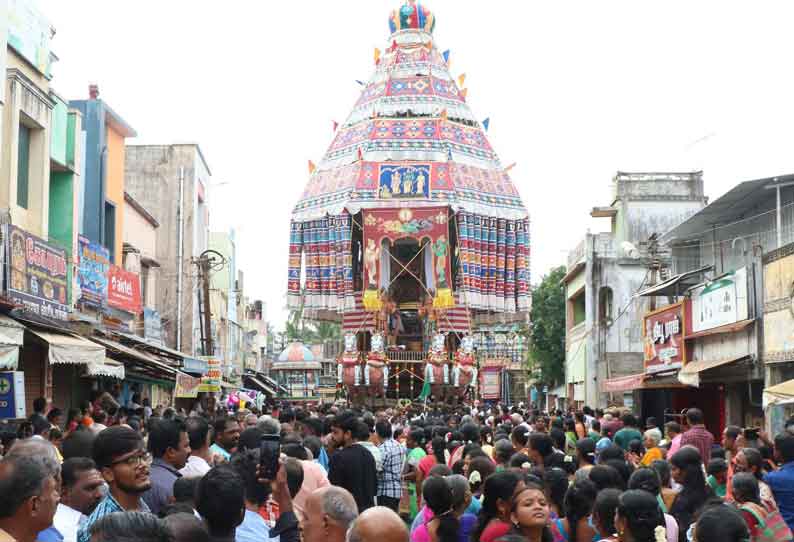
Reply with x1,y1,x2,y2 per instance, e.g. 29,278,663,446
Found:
77,492,150,542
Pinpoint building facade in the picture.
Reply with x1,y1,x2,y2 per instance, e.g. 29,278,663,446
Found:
124,144,211,355
653,174,794,435
563,172,707,408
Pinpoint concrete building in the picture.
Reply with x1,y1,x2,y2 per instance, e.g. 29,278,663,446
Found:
1,8,56,237
70,88,137,266
562,172,707,408
658,174,794,434
48,92,82,304
0,0,7,161
124,144,211,355
122,191,160,338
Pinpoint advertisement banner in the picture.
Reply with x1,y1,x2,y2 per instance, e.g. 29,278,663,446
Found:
6,225,69,320
690,268,748,333
199,358,221,393
107,265,142,314
0,372,26,419
174,372,201,398
77,236,109,308
143,308,163,346
643,303,687,374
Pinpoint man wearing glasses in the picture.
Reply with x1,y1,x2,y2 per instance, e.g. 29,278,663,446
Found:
77,426,153,542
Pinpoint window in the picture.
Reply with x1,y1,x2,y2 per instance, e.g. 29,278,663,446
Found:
104,202,116,261
17,124,31,209
599,287,614,324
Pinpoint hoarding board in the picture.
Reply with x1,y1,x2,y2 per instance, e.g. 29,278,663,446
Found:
643,303,686,374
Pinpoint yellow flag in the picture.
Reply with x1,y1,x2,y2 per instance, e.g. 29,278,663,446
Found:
308,160,316,174
460,88,468,99
440,108,448,121
374,48,381,64
458,73,466,87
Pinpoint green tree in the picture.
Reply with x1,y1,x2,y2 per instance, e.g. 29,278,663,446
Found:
529,266,566,385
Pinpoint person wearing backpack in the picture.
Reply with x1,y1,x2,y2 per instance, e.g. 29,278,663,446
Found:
732,472,793,542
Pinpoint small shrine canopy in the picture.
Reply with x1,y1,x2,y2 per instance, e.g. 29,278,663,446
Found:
287,1,530,319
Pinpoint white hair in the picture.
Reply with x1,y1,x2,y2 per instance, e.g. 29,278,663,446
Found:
644,430,661,446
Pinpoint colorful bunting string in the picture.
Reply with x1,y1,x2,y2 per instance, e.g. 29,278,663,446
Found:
482,118,490,131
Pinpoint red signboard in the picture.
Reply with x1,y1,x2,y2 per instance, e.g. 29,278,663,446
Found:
643,303,687,374
107,265,142,314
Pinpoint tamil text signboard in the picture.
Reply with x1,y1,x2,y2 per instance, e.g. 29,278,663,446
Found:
643,303,686,374
107,265,142,314
143,308,163,346
199,357,221,393
690,267,748,333
77,236,109,308
6,225,69,320
175,372,201,398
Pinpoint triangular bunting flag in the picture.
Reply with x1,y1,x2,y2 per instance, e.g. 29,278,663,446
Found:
440,108,448,121
308,160,316,175
458,73,466,87
504,162,517,172
460,88,468,99
374,48,381,64
333,121,339,132
417,380,432,401
482,118,490,131
356,80,365,86
442,49,450,64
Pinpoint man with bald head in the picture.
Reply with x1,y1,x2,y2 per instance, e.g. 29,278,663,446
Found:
302,486,358,542
346,506,408,542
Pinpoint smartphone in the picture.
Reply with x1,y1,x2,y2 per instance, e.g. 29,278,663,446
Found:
259,434,281,480
744,428,759,441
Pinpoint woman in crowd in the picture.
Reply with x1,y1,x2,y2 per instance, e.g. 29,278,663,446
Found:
550,478,598,542
447,474,477,542
641,432,664,466
691,503,750,542
614,490,666,542
574,412,588,441
411,477,459,542
627,468,679,542
650,460,678,512
733,447,778,511
730,472,792,542
509,480,554,542
418,434,448,501
591,489,621,542
473,471,525,542
466,456,493,514
574,439,596,481
405,425,428,520
545,468,569,520
670,447,712,542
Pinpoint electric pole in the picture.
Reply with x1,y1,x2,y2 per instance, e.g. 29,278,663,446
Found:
194,250,225,357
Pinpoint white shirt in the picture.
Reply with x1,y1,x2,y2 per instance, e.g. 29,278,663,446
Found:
54,503,85,542
180,455,211,478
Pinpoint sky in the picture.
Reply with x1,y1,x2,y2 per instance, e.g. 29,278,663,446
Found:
37,0,794,329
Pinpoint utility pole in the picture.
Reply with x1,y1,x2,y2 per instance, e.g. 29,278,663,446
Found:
645,233,661,311
194,249,225,357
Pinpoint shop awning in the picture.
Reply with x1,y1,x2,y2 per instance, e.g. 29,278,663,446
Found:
0,315,25,370
602,373,645,393
90,336,177,380
29,330,106,366
634,265,713,298
685,319,755,340
678,355,748,387
85,359,126,380
763,379,794,409
243,374,278,396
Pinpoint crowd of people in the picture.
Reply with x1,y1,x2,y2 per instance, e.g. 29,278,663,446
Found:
1,396,794,542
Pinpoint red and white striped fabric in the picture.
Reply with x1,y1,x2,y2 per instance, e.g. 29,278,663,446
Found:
342,293,471,333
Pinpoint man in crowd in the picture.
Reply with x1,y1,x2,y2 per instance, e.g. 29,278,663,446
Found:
0,455,60,542
54,458,105,542
765,433,794,532
665,421,683,456
374,419,405,513
680,408,714,465
302,486,358,542
78,426,153,542
346,506,408,542
143,418,191,515
90,411,108,434
613,414,643,450
285,442,330,523
329,412,377,512
181,416,214,478
210,418,240,461
645,417,663,443
30,397,49,426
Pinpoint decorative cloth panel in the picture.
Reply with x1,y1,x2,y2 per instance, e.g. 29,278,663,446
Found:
458,212,530,313
285,214,354,313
